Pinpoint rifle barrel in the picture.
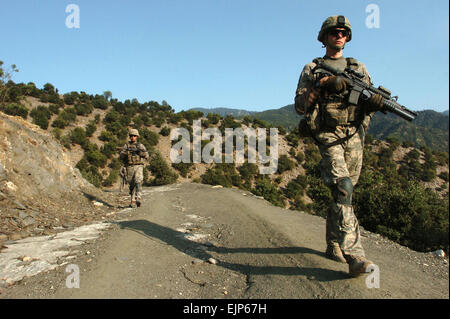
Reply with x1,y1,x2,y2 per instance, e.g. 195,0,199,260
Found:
383,99,417,122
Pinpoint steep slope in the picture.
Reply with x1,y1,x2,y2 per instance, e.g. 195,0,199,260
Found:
0,113,117,243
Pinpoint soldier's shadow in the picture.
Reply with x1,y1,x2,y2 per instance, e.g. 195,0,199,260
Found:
116,219,349,282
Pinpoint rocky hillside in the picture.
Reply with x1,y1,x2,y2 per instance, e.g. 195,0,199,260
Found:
0,112,117,245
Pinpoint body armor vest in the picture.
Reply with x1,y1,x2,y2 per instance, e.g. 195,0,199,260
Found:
312,57,364,129
125,143,144,165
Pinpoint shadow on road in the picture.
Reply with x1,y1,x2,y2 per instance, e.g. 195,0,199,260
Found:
117,219,348,282
81,191,117,208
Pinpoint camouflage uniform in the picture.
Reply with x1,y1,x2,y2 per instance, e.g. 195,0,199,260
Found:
120,140,149,206
295,56,375,259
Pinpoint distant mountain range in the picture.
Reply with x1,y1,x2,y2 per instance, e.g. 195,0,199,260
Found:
189,107,256,118
189,105,449,152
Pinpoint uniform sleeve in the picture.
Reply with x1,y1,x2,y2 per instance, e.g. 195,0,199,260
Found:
138,143,149,160
357,62,373,86
294,63,316,115
357,62,376,130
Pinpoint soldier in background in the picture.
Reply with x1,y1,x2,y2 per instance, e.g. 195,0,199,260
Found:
120,129,149,208
294,16,384,277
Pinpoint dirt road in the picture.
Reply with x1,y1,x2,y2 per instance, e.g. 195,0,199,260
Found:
1,183,448,299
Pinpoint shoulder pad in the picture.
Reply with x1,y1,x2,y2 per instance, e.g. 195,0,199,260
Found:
312,57,324,64
346,57,359,66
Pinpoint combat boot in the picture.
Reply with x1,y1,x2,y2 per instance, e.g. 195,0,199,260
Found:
325,243,346,263
345,255,374,277
135,196,142,208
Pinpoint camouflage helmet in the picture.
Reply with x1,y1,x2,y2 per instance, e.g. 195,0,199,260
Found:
129,128,139,137
318,15,352,43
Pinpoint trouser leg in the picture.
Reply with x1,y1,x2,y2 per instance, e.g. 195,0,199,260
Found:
127,166,137,203
319,128,366,258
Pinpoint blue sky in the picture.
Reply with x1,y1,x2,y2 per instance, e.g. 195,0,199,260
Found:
1,0,448,113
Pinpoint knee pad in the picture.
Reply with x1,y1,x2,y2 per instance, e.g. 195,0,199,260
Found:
333,177,353,205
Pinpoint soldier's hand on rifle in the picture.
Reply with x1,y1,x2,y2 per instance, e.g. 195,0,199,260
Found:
307,86,320,107
365,93,384,112
320,75,349,93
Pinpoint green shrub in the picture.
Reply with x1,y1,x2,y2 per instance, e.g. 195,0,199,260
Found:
365,134,374,145
201,168,232,188
354,170,449,252
102,169,119,187
81,166,103,188
277,155,295,174
139,127,159,148
85,120,97,137
0,103,28,119
295,151,305,164
60,134,72,149
172,161,193,178
108,157,122,170
100,141,117,159
30,105,51,130
52,107,77,128
207,113,221,125
285,132,300,148
146,151,178,185
75,103,93,116
92,96,108,110
238,162,259,180
284,175,308,199
277,126,287,135
69,127,88,146
48,104,60,115
85,149,108,168
180,110,203,122
405,149,421,161
160,126,171,136
98,130,117,143
252,118,270,128
251,176,285,207
305,175,332,217
438,171,449,182
51,127,62,140
63,92,77,105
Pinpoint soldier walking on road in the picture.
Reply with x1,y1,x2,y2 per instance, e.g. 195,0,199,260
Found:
120,129,149,208
294,16,384,277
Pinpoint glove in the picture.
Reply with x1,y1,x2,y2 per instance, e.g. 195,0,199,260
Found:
365,93,384,112
321,76,348,93
307,87,320,107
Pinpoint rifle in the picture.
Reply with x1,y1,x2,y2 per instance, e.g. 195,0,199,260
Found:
315,62,418,121
119,166,127,193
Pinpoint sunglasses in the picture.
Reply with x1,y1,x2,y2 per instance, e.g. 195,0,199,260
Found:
328,29,349,37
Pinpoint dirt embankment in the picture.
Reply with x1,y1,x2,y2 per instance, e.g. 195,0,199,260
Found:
0,113,119,245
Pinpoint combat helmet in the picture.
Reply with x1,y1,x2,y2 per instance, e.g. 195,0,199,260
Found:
318,15,352,43
129,128,140,137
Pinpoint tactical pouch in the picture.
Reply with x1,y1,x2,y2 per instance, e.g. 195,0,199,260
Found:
323,102,348,127
298,118,311,138
299,103,321,138
127,153,142,165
